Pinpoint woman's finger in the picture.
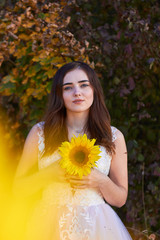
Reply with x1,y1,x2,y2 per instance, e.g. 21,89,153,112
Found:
68,179,88,184
70,184,86,189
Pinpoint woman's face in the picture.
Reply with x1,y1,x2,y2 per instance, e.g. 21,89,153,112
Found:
62,69,94,114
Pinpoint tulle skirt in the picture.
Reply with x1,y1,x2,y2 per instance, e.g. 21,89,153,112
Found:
24,201,132,240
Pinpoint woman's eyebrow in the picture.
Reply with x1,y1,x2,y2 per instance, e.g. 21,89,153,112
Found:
62,80,89,86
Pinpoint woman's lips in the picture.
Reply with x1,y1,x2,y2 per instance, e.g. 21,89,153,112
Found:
73,99,84,104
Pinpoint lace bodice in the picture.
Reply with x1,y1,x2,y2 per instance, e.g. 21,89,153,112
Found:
36,122,118,206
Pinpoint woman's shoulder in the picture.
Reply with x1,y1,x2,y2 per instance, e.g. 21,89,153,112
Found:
29,122,44,152
25,122,45,146
35,121,45,130
29,121,45,136
28,121,44,132
111,126,125,142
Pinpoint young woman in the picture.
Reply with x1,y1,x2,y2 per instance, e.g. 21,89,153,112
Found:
14,61,132,239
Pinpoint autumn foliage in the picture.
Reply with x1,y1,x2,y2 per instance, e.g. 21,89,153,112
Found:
0,0,88,149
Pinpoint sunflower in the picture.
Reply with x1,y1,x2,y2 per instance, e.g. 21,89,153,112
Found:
58,134,101,178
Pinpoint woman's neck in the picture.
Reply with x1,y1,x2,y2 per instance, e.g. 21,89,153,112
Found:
66,111,89,134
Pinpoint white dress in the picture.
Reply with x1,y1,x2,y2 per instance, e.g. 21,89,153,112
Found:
25,122,132,240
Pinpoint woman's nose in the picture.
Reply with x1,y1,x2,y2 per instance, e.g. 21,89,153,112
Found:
74,87,81,96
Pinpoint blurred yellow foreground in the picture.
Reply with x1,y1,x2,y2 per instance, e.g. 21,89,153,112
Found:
0,125,40,240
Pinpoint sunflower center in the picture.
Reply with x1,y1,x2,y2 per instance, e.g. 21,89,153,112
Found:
74,151,86,164
69,146,89,166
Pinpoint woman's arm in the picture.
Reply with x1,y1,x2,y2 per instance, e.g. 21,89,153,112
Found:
67,129,128,208
99,129,128,207
13,124,66,197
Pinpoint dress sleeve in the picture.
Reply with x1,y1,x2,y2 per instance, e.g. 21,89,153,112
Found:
111,126,118,142
36,122,45,159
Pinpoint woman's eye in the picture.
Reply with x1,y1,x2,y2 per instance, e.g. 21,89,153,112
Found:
63,86,72,91
81,84,89,88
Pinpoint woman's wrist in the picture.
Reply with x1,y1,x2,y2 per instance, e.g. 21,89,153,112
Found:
97,172,110,191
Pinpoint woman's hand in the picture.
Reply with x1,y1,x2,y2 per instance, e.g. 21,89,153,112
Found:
66,168,107,189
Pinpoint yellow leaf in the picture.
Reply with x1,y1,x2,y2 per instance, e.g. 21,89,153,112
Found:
56,63,63,68
8,43,15,54
22,78,28,85
22,22,35,28
26,88,34,96
21,95,28,105
38,52,48,59
51,38,59,45
46,69,56,78
22,65,28,72
2,75,16,83
20,14,25,20
42,27,48,32
32,56,40,62
14,47,27,57
0,22,7,30
19,34,31,41
0,53,4,67
45,17,51,23
60,0,68,6
11,122,20,130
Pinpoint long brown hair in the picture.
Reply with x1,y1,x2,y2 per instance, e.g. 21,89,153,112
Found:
43,61,115,156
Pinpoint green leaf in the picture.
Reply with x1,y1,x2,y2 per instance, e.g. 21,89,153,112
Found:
0,81,15,92
113,77,120,85
38,13,46,20
27,63,42,77
137,154,144,162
